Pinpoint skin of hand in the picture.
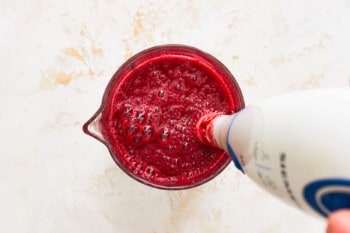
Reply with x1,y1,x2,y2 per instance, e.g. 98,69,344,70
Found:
327,209,350,233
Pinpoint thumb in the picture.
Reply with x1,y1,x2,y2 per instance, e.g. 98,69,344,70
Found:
327,209,350,233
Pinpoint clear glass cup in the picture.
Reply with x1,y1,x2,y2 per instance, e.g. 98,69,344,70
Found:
83,44,245,189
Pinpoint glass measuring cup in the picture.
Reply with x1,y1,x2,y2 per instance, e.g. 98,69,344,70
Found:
83,44,244,189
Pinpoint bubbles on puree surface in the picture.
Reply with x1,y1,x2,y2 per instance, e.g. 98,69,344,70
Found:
105,59,231,182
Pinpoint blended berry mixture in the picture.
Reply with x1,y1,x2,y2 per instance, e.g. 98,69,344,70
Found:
88,46,244,189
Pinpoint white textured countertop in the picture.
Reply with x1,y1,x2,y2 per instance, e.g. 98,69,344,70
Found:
1,1,350,232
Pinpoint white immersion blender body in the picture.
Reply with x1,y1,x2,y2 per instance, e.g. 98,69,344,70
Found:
206,89,350,218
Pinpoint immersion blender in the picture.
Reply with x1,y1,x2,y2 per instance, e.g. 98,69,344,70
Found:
196,88,350,218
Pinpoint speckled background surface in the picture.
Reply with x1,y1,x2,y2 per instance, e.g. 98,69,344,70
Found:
1,0,350,232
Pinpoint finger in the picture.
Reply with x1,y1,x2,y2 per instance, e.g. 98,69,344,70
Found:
327,210,350,233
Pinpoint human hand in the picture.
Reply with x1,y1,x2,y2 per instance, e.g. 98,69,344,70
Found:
327,209,350,233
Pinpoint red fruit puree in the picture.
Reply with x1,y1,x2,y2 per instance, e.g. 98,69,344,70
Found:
84,45,244,189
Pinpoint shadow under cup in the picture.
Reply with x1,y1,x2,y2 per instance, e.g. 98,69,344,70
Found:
83,45,245,190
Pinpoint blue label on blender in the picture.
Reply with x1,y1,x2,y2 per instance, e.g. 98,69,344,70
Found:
303,178,350,217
